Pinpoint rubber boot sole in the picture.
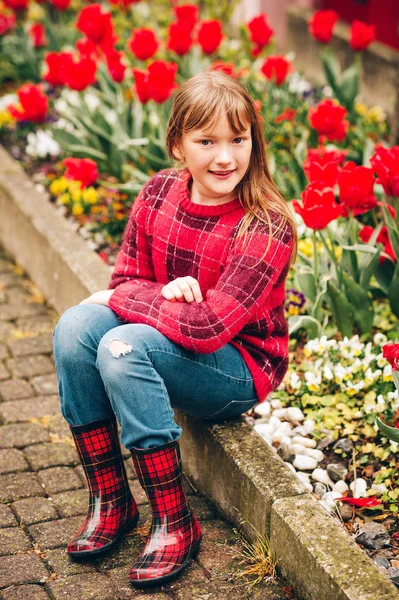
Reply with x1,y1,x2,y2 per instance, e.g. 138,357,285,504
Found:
129,535,202,588
68,512,140,560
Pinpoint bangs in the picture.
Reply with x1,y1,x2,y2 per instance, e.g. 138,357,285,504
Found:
182,89,251,135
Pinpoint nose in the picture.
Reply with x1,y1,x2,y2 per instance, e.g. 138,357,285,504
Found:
214,145,234,167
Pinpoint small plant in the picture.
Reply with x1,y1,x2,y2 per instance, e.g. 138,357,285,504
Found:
232,515,277,588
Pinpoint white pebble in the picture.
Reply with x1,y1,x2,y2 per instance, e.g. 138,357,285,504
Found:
291,443,306,454
270,399,282,409
254,424,274,439
268,416,282,432
272,408,288,419
333,480,349,493
370,483,387,497
350,478,368,498
304,448,324,462
286,407,305,423
291,426,308,436
281,436,292,446
303,419,315,433
254,402,271,417
320,491,342,512
293,455,318,471
292,435,317,448
284,461,296,473
296,471,311,482
312,468,334,487
303,481,314,492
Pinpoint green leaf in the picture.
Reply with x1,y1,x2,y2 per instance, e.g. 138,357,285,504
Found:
376,417,399,444
288,315,321,339
381,203,399,260
97,180,143,193
326,280,355,338
51,129,83,148
388,263,399,319
339,62,360,110
295,266,317,303
320,50,341,98
342,272,374,333
360,246,382,290
62,145,107,161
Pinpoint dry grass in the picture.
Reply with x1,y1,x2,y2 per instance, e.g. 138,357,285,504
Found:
232,517,277,588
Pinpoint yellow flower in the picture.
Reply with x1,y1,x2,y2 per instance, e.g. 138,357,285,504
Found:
355,103,367,116
71,189,82,202
67,180,82,194
82,187,98,204
72,203,84,216
288,306,300,316
367,106,385,123
298,239,313,257
308,383,320,392
112,202,123,211
90,205,102,214
50,177,68,196
58,193,70,205
0,110,15,127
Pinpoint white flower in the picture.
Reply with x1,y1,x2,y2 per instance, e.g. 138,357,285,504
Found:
390,441,398,453
376,394,386,412
288,72,312,95
0,93,17,110
26,130,61,158
373,332,388,346
289,372,302,390
84,92,100,112
323,365,334,380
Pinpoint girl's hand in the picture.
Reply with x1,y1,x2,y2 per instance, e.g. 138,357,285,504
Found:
161,277,203,303
79,290,114,306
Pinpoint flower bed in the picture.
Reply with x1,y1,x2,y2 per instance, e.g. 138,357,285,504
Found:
1,0,398,588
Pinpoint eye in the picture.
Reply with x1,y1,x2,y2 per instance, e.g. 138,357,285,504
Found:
233,137,245,144
199,140,212,146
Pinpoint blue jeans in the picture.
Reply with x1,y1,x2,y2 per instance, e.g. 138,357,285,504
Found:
52,304,257,450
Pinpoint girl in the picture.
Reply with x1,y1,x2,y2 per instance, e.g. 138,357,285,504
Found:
52,70,298,588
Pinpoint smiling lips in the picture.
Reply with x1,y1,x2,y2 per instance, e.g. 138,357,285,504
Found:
209,170,235,178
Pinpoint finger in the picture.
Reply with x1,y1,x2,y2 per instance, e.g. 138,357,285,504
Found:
161,286,176,301
176,279,195,303
167,281,185,301
185,278,203,303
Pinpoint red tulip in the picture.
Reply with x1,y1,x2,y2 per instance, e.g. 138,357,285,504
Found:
275,108,296,124
308,10,339,43
197,20,223,54
29,23,47,48
132,60,178,104
370,145,399,198
65,55,97,91
174,4,198,33
382,343,399,371
43,51,73,87
338,162,376,216
167,22,193,56
49,0,71,10
350,21,375,51
8,83,48,123
293,182,343,230
304,160,339,188
105,49,126,83
359,225,396,263
128,28,159,61
63,158,99,189
261,55,293,85
77,4,113,44
108,0,141,6
247,14,273,48
308,99,348,142
76,37,99,59
0,13,16,36
3,0,29,10
337,496,382,507
305,146,347,167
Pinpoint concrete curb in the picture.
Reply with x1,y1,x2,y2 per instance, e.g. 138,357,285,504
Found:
0,145,397,600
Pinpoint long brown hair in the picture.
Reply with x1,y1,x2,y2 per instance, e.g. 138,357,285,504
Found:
165,70,298,268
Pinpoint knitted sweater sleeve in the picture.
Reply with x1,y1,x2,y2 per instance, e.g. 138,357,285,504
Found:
108,217,293,354
108,184,163,293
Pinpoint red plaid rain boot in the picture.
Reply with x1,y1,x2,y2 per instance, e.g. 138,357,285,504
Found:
67,417,139,558
129,440,202,587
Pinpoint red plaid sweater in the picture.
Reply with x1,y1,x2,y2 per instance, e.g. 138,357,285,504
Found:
108,168,293,403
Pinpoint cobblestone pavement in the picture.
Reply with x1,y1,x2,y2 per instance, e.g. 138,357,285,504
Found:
0,248,293,600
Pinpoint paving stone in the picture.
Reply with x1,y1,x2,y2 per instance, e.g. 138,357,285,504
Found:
46,415,71,441
38,466,82,495
0,273,25,288
2,286,32,304
0,554,49,588
51,489,88,518
0,379,33,402
0,344,9,360
7,334,53,357
0,363,10,381
165,561,210,599
0,303,47,321
5,355,54,379
0,472,45,502
106,567,174,599
74,465,88,489
195,538,239,576
47,573,117,599
188,496,218,521
24,442,79,471
0,395,60,423
12,497,59,525
0,504,17,528
31,374,59,395
15,315,56,335
90,533,143,571
0,423,49,448
0,448,29,473
28,516,82,550
198,520,241,546
43,548,98,577
0,322,14,340
129,479,147,505
0,526,32,555
0,259,11,274
1,584,50,599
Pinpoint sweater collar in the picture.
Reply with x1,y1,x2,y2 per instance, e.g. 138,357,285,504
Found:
178,169,243,217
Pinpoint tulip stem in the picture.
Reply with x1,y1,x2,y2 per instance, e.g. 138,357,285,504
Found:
312,230,318,282
320,227,342,290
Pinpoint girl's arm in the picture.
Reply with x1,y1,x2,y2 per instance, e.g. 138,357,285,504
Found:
108,185,163,293
108,220,293,354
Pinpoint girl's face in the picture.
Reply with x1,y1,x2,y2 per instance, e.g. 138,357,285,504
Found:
173,114,252,205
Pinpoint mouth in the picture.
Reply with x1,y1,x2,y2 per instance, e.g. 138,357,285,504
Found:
209,170,236,179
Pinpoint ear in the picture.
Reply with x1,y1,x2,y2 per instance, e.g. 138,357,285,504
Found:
172,144,184,162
